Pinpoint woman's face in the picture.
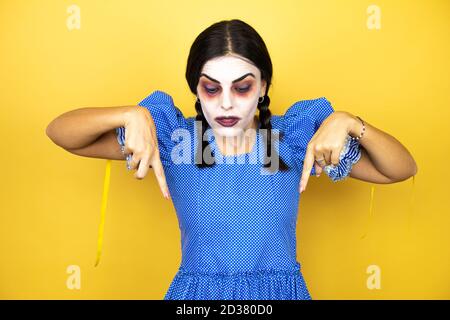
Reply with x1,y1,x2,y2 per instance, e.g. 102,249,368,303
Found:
196,54,267,138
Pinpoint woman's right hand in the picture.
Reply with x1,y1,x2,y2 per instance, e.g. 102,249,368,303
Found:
122,107,170,199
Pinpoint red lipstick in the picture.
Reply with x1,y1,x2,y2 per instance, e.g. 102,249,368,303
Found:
215,116,241,127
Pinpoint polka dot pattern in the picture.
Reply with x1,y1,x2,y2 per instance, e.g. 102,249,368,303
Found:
115,90,362,300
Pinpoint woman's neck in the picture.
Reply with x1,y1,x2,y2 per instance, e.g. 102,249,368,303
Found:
214,116,258,155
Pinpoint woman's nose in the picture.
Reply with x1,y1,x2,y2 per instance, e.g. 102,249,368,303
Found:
221,92,233,110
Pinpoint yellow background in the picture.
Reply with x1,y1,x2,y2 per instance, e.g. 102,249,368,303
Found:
0,0,449,299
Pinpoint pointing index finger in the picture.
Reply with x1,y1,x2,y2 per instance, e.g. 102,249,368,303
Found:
150,153,170,199
300,148,315,193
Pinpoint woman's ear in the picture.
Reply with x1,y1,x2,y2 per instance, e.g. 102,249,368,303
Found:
261,80,267,95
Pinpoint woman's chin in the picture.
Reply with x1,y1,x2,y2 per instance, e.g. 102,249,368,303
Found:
214,126,243,136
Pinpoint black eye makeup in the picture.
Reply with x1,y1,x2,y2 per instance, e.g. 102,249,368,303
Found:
204,85,252,94
204,86,218,94
236,85,251,93
199,73,256,96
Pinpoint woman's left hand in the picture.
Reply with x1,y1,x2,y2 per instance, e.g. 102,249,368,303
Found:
299,111,357,193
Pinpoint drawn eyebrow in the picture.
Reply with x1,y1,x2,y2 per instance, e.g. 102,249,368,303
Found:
200,72,255,84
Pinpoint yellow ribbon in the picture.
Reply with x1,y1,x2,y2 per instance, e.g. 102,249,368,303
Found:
408,175,416,235
95,159,112,267
360,175,416,239
360,184,376,239
93,161,416,262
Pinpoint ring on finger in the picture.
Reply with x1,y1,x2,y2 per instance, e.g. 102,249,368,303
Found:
126,154,132,170
316,158,326,164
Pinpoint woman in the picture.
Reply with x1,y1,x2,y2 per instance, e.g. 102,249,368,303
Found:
46,19,417,300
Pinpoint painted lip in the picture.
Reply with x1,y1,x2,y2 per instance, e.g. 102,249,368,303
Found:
215,116,241,127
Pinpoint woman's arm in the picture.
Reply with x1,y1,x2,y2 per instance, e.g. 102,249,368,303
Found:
46,105,135,150
299,111,418,192
346,113,418,182
46,105,170,196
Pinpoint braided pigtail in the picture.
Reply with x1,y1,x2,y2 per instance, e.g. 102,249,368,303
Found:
195,98,214,168
257,95,289,172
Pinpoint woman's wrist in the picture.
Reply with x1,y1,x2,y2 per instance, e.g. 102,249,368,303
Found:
121,105,146,127
347,113,365,140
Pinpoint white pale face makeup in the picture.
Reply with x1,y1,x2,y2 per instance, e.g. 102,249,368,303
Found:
196,54,267,154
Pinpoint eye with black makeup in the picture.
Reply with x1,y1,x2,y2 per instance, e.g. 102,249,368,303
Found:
203,85,252,95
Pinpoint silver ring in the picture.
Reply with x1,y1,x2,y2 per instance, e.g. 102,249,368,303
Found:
126,154,132,170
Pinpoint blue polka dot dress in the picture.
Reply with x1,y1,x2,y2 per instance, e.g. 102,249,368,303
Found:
115,90,362,300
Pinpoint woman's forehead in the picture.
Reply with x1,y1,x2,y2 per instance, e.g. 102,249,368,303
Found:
201,55,260,83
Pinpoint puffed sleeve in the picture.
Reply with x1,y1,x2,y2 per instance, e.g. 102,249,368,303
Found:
115,90,188,167
283,97,362,182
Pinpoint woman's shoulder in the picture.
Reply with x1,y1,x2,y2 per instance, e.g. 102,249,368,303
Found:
139,89,175,106
271,97,333,130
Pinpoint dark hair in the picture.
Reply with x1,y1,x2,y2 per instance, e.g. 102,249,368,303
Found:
185,19,289,172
